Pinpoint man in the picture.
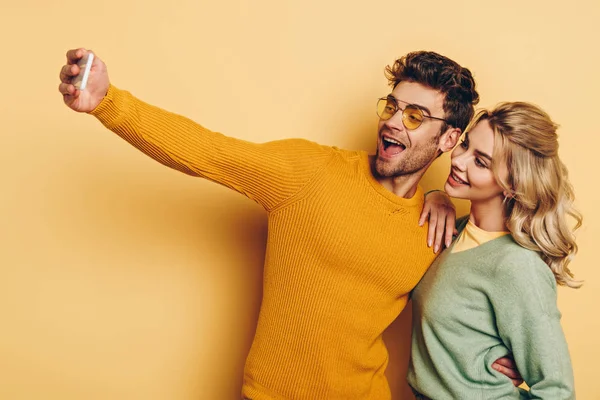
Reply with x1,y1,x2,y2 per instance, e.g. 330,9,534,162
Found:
58,49,519,399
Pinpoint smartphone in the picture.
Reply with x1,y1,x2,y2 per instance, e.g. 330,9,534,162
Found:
72,52,94,91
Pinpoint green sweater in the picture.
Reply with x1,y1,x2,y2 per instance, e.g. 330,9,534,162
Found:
407,220,575,399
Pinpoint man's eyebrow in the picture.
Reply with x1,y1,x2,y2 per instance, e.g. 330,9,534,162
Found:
389,95,433,116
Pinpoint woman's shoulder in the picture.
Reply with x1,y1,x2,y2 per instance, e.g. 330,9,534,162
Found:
490,239,557,287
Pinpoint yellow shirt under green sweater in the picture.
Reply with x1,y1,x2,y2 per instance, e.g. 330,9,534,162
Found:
452,218,509,253
90,85,437,399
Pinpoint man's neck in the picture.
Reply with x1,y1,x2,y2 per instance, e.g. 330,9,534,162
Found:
369,156,426,198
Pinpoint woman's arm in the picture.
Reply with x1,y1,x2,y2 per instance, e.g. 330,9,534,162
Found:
489,251,575,399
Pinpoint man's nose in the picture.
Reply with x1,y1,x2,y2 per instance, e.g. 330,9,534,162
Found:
384,109,406,133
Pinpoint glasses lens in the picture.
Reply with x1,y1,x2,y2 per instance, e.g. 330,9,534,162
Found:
377,98,396,120
403,106,424,130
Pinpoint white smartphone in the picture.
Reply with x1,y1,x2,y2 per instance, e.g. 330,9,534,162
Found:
72,52,94,91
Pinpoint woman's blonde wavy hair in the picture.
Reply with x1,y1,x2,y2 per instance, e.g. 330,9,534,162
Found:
469,102,582,288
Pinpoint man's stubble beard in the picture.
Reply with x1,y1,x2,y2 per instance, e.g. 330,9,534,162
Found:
374,136,440,178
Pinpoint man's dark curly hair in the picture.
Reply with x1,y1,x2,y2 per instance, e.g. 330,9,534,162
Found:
385,51,479,132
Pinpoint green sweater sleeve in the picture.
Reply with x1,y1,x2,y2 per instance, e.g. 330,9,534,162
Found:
90,85,334,211
488,251,575,399
455,215,470,231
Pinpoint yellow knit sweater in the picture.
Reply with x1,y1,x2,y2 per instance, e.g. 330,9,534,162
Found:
91,85,437,399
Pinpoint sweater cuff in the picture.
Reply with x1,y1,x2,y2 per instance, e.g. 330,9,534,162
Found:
89,84,130,129
424,189,442,197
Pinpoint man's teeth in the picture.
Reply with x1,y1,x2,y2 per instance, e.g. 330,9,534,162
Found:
383,137,405,148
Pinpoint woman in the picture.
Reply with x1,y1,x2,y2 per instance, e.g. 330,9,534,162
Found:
408,102,581,399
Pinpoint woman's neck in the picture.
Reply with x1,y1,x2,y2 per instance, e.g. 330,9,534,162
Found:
469,197,508,232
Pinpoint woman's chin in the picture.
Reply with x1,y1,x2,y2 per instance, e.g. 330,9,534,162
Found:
444,181,466,200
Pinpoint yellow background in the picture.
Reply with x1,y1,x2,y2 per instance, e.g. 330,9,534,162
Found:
1,1,598,399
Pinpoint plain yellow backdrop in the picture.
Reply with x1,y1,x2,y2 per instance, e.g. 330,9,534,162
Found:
1,0,598,399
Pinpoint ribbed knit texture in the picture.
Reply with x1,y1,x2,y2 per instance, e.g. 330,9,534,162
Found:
408,219,575,399
91,85,437,399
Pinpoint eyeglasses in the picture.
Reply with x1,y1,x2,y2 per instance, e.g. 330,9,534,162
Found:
376,95,449,130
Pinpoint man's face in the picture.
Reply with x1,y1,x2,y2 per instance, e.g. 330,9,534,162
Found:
375,81,447,178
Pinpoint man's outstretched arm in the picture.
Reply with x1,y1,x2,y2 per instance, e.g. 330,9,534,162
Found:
58,48,333,211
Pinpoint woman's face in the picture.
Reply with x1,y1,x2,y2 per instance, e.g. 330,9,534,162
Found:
445,120,507,204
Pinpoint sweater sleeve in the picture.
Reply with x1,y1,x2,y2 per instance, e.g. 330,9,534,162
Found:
455,215,470,232
488,251,575,399
89,85,334,211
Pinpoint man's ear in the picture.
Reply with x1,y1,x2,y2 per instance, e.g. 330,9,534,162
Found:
439,127,462,153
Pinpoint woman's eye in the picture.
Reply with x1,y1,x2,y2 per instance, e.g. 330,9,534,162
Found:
475,158,487,168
